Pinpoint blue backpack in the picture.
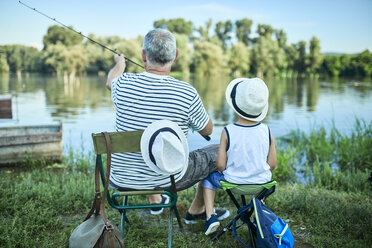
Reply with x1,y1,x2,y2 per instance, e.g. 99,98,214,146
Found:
232,198,294,248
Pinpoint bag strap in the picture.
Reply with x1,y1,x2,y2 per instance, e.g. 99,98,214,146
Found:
101,132,116,248
100,132,112,225
274,222,289,246
84,152,102,221
82,132,116,248
231,202,254,248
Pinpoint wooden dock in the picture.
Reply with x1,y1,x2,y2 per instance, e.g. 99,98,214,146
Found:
0,123,62,166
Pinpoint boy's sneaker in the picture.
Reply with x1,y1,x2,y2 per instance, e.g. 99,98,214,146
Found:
205,214,220,235
185,209,230,224
150,194,170,215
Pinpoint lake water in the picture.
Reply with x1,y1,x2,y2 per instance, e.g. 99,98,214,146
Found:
1,74,372,154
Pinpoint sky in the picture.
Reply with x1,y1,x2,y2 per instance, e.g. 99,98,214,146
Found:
0,0,371,54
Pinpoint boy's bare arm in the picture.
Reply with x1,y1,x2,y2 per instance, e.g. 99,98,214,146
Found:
267,129,277,171
216,129,228,172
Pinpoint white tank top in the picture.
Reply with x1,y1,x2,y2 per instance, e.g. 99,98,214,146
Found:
223,123,272,184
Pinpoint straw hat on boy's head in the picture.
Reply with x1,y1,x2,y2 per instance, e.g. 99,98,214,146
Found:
140,120,189,176
225,78,269,122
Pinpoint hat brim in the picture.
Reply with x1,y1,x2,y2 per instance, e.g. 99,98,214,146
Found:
140,120,189,176
225,78,269,122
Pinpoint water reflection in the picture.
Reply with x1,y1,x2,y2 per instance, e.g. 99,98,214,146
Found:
0,74,371,152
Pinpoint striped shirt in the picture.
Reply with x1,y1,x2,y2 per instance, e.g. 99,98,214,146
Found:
110,71,209,189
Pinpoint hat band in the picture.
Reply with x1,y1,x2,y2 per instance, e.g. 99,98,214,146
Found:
148,127,181,166
230,82,261,119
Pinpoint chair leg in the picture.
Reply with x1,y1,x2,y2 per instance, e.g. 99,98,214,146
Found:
248,222,257,248
167,207,174,248
210,219,234,242
173,205,183,229
121,196,129,238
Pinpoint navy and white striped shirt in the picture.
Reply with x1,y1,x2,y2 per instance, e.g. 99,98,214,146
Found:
110,72,209,189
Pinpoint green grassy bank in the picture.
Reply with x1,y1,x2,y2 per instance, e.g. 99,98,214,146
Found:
1,121,371,248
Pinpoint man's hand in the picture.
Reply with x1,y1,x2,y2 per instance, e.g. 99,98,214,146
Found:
106,54,126,90
114,54,126,66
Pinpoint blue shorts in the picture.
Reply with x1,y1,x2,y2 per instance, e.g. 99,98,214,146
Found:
202,171,225,191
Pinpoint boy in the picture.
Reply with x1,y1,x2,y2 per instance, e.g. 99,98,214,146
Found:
202,78,277,235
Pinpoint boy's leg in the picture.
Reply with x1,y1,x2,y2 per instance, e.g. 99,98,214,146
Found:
202,172,223,219
204,188,216,220
188,171,223,215
202,172,223,235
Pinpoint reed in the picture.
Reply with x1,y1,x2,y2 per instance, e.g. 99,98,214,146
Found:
281,119,371,192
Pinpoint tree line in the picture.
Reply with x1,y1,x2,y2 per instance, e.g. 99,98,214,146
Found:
0,18,371,79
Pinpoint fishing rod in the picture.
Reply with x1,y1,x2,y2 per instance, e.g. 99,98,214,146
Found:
19,1,144,69
19,1,211,141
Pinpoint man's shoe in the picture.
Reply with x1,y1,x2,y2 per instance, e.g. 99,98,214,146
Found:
185,211,206,224
215,209,230,221
150,194,170,215
185,209,230,224
205,214,220,235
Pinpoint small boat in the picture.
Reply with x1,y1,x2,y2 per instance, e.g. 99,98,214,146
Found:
0,99,12,119
0,123,63,166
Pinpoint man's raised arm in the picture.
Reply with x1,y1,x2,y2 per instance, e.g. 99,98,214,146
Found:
106,54,126,91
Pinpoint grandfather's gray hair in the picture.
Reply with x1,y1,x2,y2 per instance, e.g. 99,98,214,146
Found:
143,29,177,67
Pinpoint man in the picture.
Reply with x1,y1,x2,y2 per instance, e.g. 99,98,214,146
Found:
106,29,229,222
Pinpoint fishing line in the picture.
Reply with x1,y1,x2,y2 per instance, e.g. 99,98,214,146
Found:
19,1,144,69
19,1,211,141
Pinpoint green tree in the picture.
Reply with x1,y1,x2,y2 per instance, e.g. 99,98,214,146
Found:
192,40,230,76
285,44,300,77
294,41,307,76
252,35,284,77
352,50,372,78
257,24,274,38
273,42,287,76
172,33,192,75
153,18,193,37
306,36,324,75
44,43,87,77
5,45,22,74
2,45,41,73
22,46,42,72
228,41,250,77
215,20,233,49
196,19,213,41
321,55,341,77
235,18,253,46
275,29,287,49
84,34,107,74
113,37,143,73
43,25,83,49
0,54,9,73
339,54,351,76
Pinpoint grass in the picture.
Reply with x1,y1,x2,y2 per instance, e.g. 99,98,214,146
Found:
0,121,371,247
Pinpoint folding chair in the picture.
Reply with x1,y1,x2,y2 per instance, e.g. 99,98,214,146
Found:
91,130,183,248
211,180,277,247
